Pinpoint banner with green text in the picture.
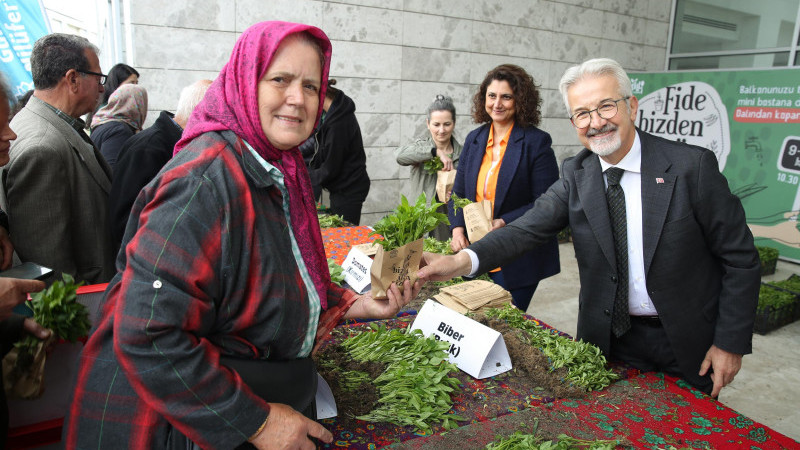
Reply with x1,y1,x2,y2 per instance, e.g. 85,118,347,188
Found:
630,68,800,262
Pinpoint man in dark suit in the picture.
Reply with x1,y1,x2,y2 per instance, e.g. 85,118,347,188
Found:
109,79,211,253
419,58,760,398
3,33,115,284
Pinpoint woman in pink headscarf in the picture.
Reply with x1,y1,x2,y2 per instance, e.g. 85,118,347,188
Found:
64,22,419,450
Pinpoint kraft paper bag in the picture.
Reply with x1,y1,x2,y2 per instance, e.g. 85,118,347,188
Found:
436,170,457,203
463,200,493,243
3,334,55,399
369,238,424,299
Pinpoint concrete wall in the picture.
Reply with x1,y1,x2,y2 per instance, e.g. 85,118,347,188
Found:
127,0,672,225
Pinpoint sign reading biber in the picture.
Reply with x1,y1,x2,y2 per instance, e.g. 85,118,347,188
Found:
410,300,512,379
630,68,800,262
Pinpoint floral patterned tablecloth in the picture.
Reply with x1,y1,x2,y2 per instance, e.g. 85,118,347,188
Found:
321,226,377,265
319,315,799,450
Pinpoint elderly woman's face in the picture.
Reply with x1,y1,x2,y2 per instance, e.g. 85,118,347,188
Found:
0,95,17,167
257,35,322,150
427,110,454,147
485,79,516,126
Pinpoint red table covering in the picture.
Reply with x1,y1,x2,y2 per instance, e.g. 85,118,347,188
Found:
318,315,799,450
321,226,377,265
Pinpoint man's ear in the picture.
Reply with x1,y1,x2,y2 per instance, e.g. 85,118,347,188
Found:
628,95,639,122
65,69,80,92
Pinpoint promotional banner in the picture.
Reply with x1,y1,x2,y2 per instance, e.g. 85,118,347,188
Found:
630,68,800,261
0,0,50,97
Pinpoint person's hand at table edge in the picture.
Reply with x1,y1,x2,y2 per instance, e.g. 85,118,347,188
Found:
699,344,743,398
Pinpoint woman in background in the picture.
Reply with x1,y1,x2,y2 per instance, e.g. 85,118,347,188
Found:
90,83,148,169
396,94,462,241
302,79,370,225
449,64,560,311
86,63,139,128
102,63,139,105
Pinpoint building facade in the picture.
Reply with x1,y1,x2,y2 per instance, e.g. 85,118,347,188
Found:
123,0,671,224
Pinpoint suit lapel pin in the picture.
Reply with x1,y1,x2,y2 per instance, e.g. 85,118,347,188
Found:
656,177,664,184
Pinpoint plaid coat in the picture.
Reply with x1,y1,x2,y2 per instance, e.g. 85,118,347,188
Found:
64,131,356,449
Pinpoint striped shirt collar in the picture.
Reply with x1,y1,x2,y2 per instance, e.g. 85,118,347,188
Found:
38,98,89,136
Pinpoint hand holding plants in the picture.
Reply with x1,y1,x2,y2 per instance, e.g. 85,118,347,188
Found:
344,278,422,320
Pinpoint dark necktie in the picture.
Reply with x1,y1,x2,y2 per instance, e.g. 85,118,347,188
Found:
606,167,630,337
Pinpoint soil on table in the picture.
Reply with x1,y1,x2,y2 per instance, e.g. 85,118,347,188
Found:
405,283,440,312
315,339,385,418
315,310,592,434
476,315,587,400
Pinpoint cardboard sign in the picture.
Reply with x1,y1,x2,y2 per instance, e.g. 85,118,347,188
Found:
315,373,337,419
341,247,373,293
409,300,512,379
352,242,380,257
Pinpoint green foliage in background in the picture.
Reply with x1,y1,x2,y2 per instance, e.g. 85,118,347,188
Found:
370,193,449,250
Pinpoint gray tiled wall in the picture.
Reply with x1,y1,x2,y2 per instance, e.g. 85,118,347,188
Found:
128,0,672,225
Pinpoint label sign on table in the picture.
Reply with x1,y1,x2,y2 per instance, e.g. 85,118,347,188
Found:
315,373,337,419
341,247,373,293
410,300,512,379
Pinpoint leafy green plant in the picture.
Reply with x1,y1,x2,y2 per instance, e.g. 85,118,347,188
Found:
757,246,779,262
424,237,453,255
757,284,796,313
486,429,619,449
485,305,618,392
450,193,473,213
318,213,346,228
370,193,449,250
423,155,444,175
432,272,492,289
328,258,345,286
341,324,465,432
12,274,88,372
768,275,800,293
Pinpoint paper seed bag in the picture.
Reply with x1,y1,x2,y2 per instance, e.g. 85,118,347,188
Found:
436,170,457,203
463,200,493,243
3,334,55,399
369,238,424,299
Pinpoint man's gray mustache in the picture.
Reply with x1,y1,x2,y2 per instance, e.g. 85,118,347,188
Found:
586,124,617,138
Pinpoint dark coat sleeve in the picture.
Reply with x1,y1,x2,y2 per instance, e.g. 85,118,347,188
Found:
109,139,173,253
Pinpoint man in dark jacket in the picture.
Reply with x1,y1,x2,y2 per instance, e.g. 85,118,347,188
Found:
303,81,370,225
108,80,211,253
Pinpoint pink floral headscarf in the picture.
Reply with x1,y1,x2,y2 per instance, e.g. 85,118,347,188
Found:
174,21,333,308
91,83,148,131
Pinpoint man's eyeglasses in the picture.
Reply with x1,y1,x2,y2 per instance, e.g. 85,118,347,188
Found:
77,69,107,85
569,97,630,129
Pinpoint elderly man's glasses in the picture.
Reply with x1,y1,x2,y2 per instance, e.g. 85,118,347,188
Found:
569,97,630,129
77,69,107,85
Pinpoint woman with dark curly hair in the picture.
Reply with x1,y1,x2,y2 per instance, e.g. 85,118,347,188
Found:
448,64,560,311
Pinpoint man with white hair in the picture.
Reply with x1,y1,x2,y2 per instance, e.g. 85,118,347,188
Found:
419,57,759,398
108,79,212,252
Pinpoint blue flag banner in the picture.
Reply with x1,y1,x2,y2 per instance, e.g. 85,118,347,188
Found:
0,0,50,97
